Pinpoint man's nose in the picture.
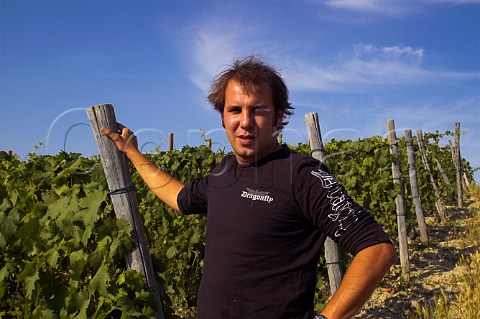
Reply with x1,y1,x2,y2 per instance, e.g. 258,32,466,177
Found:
240,110,254,128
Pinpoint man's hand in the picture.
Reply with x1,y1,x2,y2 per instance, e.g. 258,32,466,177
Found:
101,122,184,212
101,123,138,157
321,242,396,319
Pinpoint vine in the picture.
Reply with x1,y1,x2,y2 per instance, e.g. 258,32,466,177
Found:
0,131,473,318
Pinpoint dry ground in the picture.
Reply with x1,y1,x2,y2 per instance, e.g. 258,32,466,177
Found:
352,203,479,319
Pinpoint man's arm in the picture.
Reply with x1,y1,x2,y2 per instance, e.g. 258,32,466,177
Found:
101,124,184,213
320,242,397,319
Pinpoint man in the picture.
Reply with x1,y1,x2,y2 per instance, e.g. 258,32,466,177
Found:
102,56,396,319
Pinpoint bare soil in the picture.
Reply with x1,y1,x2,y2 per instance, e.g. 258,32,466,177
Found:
353,207,478,318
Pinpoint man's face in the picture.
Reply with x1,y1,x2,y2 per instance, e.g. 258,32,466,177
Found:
223,80,282,164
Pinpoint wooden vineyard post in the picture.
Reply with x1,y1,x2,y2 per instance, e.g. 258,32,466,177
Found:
449,141,469,193
168,132,174,152
416,129,447,223
448,140,457,171
463,172,471,191
86,104,164,319
454,122,463,208
386,120,410,283
405,130,428,245
305,112,343,295
434,158,451,186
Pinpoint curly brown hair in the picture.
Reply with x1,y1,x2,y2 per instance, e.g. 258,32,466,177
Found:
207,55,294,130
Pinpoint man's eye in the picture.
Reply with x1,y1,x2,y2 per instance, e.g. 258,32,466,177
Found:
227,107,241,113
254,107,270,114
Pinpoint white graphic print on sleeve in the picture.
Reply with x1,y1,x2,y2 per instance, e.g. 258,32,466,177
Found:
311,169,359,237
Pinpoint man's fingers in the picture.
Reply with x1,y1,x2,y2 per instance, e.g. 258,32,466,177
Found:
100,127,110,136
100,127,119,141
115,123,135,137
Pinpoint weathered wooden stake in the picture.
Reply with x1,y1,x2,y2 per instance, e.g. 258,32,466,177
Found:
434,158,451,186
168,132,174,152
448,140,457,170
86,104,164,319
454,122,463,208
277,132,283,145
463,172,471,191
386,120,410,283
416,129,446,223
448,140,468,192
305,112,343,295
405,130,428,245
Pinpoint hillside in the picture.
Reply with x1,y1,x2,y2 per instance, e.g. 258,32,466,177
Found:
354,190,480,318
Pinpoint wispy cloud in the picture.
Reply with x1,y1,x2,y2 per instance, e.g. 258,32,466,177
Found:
421,0,480,4
186,21,263,95
373,97,479,134
354,43,424,60
188,25,239,94
320,0,479,17
185,25,479,99
284,43,479,92
321,0,413,16
324,0,408,14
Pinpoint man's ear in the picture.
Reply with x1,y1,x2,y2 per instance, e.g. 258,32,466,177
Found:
221,114,225,128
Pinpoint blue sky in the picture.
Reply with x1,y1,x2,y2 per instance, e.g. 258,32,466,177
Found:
1,0,479,180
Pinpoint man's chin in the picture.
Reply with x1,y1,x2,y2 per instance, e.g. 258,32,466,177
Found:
234,148,257,163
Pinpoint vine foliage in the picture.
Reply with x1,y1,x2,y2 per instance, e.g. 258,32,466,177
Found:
0,131,473,318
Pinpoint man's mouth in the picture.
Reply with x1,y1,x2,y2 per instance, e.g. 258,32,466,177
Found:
238,135,255,144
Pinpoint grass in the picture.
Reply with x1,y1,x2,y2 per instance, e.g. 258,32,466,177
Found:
411,184,480,319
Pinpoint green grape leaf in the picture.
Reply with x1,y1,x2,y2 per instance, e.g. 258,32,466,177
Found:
41,196,70,223
0,198,12,212
70,249,86,279
89,263,110,297
0,208,19,238
0,263,12,281
24,271,40,299
17,260,36,281
166,245,178,259
0,232,5,248
46,248,60,268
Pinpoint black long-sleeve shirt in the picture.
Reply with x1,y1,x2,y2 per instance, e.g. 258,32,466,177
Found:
177,146,392,319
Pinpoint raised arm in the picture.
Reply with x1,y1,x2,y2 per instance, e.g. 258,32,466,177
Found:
101,124,184,213
320,242,397,319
